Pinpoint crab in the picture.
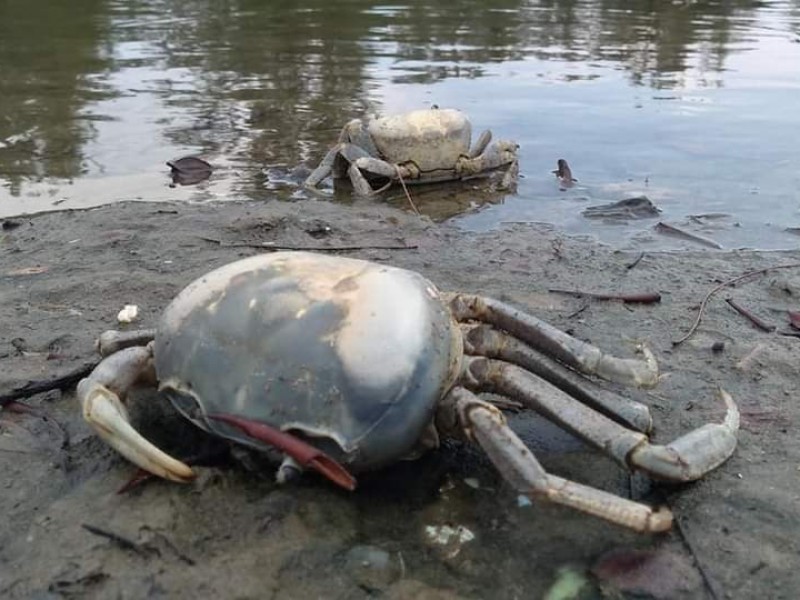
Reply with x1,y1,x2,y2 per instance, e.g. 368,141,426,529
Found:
78,252,738,533
303,108,519,196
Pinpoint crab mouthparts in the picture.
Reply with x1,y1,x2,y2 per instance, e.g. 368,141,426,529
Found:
208,413,357,491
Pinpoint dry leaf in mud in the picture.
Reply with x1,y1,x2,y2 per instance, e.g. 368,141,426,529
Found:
788,310,800,330
6,265,48,276
592,548,702,599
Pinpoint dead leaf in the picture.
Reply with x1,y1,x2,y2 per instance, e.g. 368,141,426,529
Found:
592,548,702,600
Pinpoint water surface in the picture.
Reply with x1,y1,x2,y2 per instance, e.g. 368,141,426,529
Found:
1,0,799,248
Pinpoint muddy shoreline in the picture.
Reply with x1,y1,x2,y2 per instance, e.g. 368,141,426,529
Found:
1,199,799,599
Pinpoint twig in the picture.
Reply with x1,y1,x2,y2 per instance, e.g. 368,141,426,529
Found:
0,361,99,407
724,298,776,332
395,167,420,215
655,222,723,249
117,468,154,495
670,512,724,600
549,289,661,304
82,524,146,556
673,262,800,346
198,237,417,252
566,303,590,319
117,447,232,494
625,252,645,270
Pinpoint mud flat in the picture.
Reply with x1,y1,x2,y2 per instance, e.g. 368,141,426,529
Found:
1,199,799,599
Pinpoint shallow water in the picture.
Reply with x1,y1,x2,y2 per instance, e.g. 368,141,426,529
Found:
1,0,799,249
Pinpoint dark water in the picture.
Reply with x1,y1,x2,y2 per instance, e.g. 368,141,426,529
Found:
1,0,799,248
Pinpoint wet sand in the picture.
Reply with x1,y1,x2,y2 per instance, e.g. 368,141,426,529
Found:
1,199,798,599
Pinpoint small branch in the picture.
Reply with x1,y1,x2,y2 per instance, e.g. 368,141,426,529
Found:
198,237,417,252
724,298,776,332
655,222,723,249
549,289,661,304
395,166,420,215
671,512,724,600
82,524,146,556
673,262,800,346
625,251,645,270
0,361,99,407
566,303,590,319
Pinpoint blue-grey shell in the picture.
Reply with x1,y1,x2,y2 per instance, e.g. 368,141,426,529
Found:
153,252,462,471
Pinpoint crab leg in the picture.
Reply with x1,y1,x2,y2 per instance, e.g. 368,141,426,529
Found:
96,329,156,356
77,346,195,483
463,357,738,483
464,325,652,432
469,130,492,158
348,156,397,197
305,143,374,189
457,140,519,186
447,387,673,533
450,294,659,388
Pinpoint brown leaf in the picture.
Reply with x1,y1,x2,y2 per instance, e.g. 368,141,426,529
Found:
788,310,800,330
592,548,702,600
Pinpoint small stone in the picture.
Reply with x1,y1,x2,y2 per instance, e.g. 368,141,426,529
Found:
344,545,401,590
544,567,591,600
463,477,480,489
117,304,139,324
711,341,725,353
517,495,532,508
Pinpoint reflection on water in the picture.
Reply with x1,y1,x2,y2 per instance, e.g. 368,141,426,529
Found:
1,0,799,248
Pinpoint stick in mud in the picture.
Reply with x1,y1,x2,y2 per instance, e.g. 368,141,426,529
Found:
0,361,99,407
198,237,418,252
82,524,147,556
655,222,723,249
673,262,800,346
625,251,645,270
724,298,776,332
549,289,662,304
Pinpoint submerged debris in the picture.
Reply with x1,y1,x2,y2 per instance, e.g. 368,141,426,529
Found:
167,155,213,186
655,222,722,249
552,158,577,190
582,196,660,220
423,524,475,559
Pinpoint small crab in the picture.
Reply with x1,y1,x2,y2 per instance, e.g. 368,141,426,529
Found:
304,108,519,196
78,252,738,532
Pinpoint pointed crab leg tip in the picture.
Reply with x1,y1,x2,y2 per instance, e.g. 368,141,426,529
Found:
717,388,740,431
648,507,675,533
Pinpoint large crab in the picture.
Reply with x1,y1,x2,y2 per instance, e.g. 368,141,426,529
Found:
78,252,738,533
304,108,519,196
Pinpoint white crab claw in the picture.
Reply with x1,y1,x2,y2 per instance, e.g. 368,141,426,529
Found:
79,379,195,483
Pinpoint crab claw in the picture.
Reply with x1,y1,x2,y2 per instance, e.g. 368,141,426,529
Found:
77,346,195,483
